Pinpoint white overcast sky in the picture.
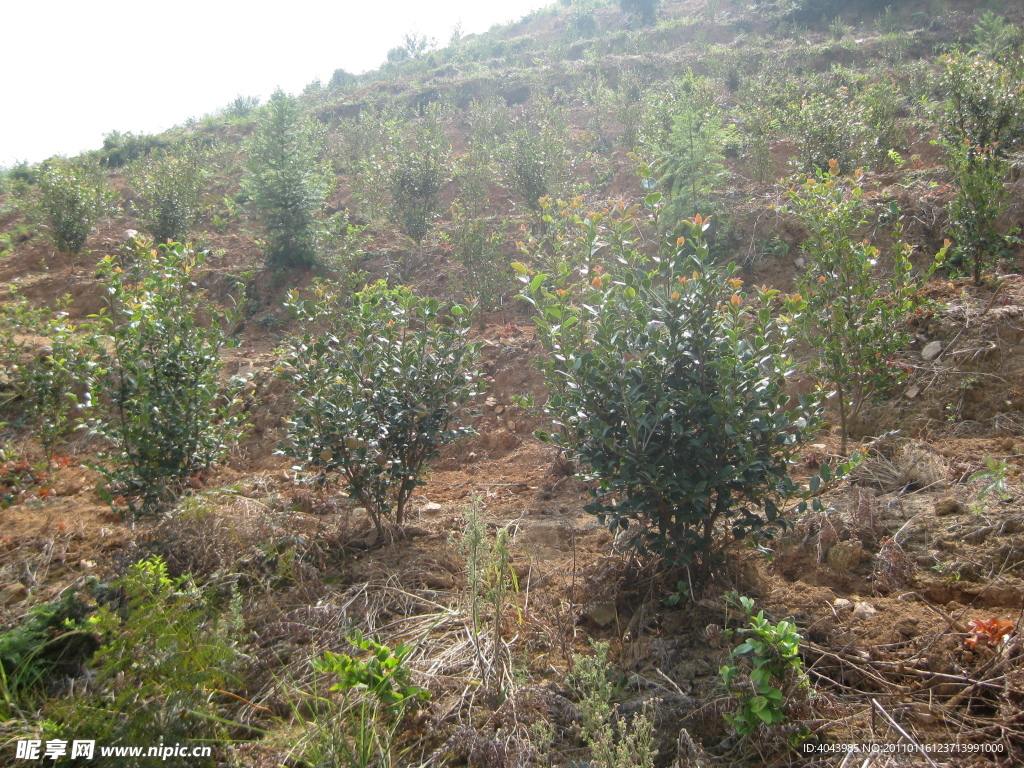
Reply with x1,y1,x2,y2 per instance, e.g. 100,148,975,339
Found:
1,0,551,167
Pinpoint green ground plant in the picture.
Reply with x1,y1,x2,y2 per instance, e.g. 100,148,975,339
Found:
44,557,245,764
293,632,427,768
567,641,657,768
0,589,97,719
36,160,114,255
523,212,822,568
785,166,945,453
720,594,807,738
244,90,333,269
280,281,480,538
455,500,519,697
89,240,242,515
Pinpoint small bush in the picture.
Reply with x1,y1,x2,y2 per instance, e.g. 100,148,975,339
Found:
523,213,821,568
99,131,168,168
785,87,866,174
619,0,660,25
785,166,945,452
89,240,242,515
280,281,480,538
244,90,333,269
946,143,1008,285
497,98,573,213
641,72,733,230
36,159,114,254
129,142,206,244
225,94,260,118
0,590,97,716
1,293,102,461
938,52,1024,153
389,110,451,244
446,206,513,311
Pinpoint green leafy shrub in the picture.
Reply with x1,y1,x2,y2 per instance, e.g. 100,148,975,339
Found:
446,205,513,311
785,167,944,452
314,631,428,714
36,159,114,254
497,98,573,213
244,90,333,269
99,131,168,169
129,142,206,244
89,240,242,515
720,594,806,737
1,294,102,461
280,281,479,538
619,0,660,25
389,110,451,244
523,214,821,568
946,142,1008,285
225,94,260,118
293,631,426,768
785,87,866,174
938,52,1024,153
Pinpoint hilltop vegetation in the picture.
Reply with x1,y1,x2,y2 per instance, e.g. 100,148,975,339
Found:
1,1,1024,766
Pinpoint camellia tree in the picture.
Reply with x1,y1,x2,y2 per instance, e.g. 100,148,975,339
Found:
279,281,480,540
785,163,945,453
522,210,825,568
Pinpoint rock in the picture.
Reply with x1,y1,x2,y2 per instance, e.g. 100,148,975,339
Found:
852,601,877,620
934,497,964,516
905,384,920,399
121,229,139,242
506,420,517,432
0,583,28,606
494,405,505,414
584,602,617,627
794,257,806,269
78,559,97,570
421,502,442,514
827,540,865,572
833,598,853,612
485,397,498,409
352,507,368,516
921,340,943,361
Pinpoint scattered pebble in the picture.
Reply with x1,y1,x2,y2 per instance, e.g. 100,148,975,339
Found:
852,601,877,620
921,340,942,361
